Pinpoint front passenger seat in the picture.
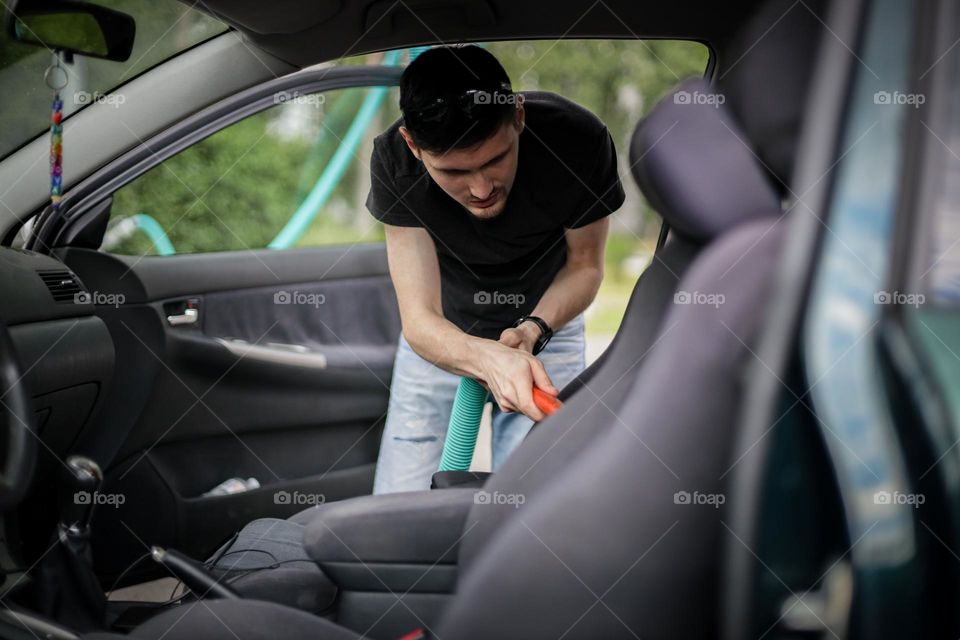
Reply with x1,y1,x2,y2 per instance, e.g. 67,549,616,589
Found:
195,78,782,635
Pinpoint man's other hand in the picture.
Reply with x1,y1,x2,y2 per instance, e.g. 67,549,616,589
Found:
497,321,541,353
475,340,558,421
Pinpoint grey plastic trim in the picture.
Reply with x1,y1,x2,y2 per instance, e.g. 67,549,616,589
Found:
215,337,328,369
0,608,78,640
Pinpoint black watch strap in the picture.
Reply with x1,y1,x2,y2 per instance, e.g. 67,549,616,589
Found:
512,315,554,355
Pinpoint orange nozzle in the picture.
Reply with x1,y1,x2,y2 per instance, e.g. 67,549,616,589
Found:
533,386,562,417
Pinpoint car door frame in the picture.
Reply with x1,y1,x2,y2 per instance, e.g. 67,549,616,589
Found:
25,63,407,581
27,64,404,253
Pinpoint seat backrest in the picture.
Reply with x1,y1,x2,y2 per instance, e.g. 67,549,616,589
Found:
456,78,782,574
443,216,786,639
441,77,786,639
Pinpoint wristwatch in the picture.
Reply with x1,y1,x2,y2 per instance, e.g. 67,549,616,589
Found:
512,315,554,355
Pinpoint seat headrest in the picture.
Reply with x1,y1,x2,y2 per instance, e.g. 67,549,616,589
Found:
630,79,780,243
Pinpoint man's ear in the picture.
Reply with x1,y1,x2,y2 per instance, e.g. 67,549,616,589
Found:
513,103,525,134
398,126,422,160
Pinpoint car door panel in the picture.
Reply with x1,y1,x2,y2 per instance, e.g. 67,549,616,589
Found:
41,64,406,584
60,242,399,581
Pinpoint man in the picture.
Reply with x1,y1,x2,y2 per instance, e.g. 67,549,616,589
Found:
368,45,624,493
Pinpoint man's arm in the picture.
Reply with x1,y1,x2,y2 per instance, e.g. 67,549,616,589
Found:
499,217,609,352
385,224,558,420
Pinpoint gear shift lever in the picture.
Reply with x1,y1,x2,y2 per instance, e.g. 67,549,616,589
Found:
59,455,103,534
39,455,107,631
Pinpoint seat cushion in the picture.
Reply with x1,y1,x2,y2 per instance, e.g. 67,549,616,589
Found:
206,518,337,615
123,599,363,640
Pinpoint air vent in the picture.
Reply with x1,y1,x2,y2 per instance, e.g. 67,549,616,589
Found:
36,269,87,304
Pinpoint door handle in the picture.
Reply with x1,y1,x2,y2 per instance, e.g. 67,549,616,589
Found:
778,559,852,637
166,299,200,326
167,308,198,326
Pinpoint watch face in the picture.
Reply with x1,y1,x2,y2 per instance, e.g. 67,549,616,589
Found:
533,332,551,356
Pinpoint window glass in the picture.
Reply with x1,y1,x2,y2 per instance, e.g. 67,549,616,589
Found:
104,85,400,255
924,64,960,305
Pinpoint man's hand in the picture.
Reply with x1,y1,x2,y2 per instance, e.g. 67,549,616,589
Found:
497,321,542,353
474,340,558,421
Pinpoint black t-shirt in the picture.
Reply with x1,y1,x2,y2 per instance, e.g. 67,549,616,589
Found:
366,91,625,339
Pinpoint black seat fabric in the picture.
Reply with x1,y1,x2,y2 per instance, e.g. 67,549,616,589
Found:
206,518,337,615
456,233,698,571
456,77,780,572
630,84,779,244
123,599,362,640
436,77,789,640
441,217,785,639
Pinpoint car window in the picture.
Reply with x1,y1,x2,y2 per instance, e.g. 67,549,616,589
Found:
103,84,401,256
102,40,706,258
923,49,960,306
99,40,707,350
0,0,226,161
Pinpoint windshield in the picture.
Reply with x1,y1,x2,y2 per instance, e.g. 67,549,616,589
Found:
0,0,226,161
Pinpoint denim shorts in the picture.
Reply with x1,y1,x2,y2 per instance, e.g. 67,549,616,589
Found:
372,315,586,494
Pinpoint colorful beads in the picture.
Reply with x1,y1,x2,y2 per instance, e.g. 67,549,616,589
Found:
50,92,63,211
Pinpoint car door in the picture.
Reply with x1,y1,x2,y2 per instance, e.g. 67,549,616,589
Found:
32,64,406,583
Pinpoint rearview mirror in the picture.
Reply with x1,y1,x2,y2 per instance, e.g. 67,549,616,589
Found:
5,0,135,62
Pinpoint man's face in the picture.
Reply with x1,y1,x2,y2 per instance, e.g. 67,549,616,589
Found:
401,107,523,220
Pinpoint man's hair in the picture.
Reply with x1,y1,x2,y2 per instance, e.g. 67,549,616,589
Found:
399,45,515,153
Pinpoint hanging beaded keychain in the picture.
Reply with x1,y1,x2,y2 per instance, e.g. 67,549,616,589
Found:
44,54,68,213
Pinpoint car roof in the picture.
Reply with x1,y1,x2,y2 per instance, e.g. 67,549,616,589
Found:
189,0,767,68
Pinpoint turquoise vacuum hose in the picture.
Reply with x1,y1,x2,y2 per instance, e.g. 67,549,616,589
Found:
438,377,488,471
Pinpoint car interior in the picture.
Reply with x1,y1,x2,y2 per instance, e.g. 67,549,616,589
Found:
1,0,952,638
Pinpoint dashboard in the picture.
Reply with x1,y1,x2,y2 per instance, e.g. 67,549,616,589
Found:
0,246,115,563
